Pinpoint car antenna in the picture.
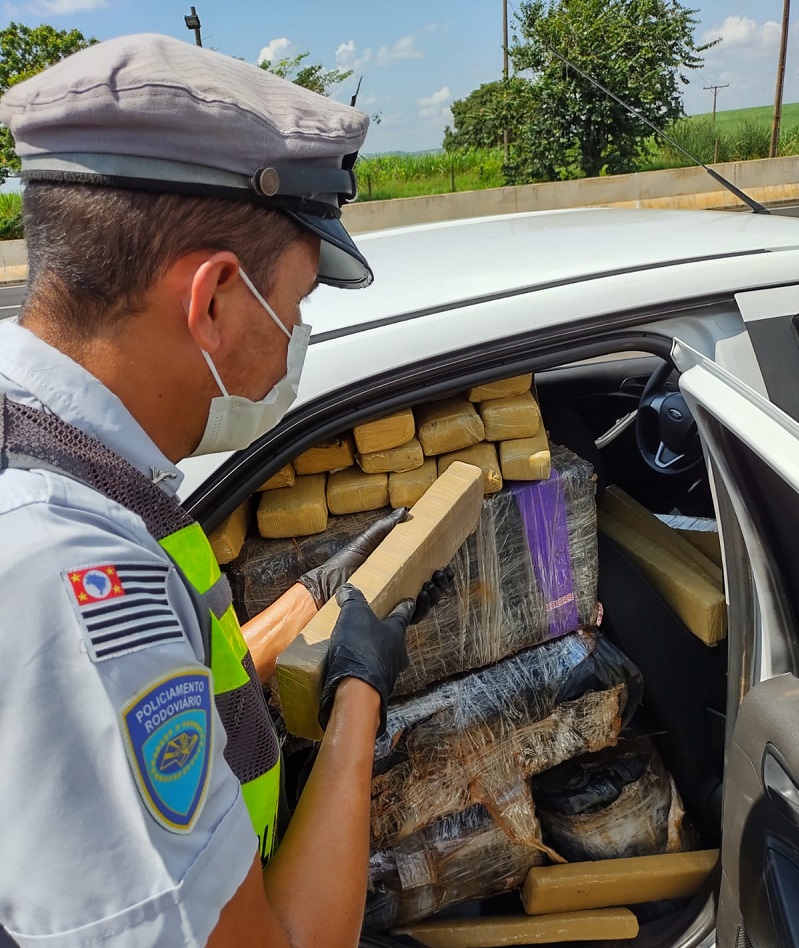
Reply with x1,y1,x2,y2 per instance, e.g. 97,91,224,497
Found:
350,76,363,108
544,43,770,215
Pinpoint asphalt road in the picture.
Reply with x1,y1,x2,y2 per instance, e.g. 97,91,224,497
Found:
2,204,799,321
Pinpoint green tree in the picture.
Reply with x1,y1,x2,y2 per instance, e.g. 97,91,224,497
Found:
259,51,352,96
443,78,536,151
507,0,714,182
0,23,96,183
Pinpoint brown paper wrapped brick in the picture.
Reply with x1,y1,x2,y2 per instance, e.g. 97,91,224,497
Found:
468,374,533,402
479,392,541,442
354,409,416,454
499,429,551,481
438,442,503,495
256,463,296,491
257,474,328,539
207,499,250,565
293,437,355,475
358,438,425,475
389,458,438,508
327,467,390,515
416,398,485,456
276,462,485,740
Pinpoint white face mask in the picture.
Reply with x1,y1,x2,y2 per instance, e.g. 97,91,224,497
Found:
191,268,312,457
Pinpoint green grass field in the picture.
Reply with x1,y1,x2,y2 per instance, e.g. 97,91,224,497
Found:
690,102,799,133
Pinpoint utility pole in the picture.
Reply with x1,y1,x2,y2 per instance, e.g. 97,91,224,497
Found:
770,0,791,158
704,83,729,125
502,0,510,163
184,6,202,47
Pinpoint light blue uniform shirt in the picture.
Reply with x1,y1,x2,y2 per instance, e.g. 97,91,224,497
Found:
0,320,257,946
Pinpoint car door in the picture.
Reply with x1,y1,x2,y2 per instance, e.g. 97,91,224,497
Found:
673,340,799,948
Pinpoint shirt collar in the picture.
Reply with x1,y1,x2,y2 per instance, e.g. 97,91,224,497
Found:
0,319,184,497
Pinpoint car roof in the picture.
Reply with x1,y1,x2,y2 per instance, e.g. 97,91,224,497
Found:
308,207,799,337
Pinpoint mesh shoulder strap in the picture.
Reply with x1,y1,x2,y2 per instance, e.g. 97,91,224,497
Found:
0,393,193,540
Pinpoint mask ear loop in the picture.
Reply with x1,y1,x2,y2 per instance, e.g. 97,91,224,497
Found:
201,349,230,397
239,268,292,340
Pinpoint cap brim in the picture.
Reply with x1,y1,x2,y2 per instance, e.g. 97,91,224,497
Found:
282,209,373,289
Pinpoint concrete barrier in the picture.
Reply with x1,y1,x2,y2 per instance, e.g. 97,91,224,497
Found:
342,156,799,234
2,158,798,281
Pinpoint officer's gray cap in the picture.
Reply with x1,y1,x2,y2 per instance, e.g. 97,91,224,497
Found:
0,33,372,288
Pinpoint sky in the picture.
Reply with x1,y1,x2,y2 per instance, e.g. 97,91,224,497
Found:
1,0,797,154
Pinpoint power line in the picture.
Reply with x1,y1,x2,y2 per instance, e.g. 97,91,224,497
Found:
703,84,729,124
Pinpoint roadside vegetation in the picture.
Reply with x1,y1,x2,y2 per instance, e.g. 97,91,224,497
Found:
0,193,23,240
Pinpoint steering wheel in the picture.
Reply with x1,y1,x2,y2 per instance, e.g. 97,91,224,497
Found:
635,361,703,476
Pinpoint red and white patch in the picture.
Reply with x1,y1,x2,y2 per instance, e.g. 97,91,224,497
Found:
68,565,126,606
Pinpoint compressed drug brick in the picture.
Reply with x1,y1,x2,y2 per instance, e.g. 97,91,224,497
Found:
354,409,416,454
389,459,438,508
359,438,425,475
293,436,355,475
416,398,485,456
327,467,390,516
499,429,551,482
256,463,296,491
257,474,328,539
437,442,503,496
207,500,250,565
479,392,541,442
468,374,533,403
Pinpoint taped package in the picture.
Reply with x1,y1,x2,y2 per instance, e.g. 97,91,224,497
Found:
437,442,503,496
416,398,485,456
207,500,250,565
532,739,691,863
256,464,296,491
390,459,438,508
354,409,416,454
257,474,328,539
293,436,355,475
229,443,599,697
366,804,547,933
365,631,643,930
327,467,390,515
468,374,533,402
359,438,425,475
478,392,541,442
499,429,551,482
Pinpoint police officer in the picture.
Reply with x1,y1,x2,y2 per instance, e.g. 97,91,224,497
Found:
0,34,435,947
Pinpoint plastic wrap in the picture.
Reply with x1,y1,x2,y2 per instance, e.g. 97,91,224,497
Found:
358,438,425,474
532,740,691,862
256,473,328,539
370,632,642,850
365,803,546,932
230,443,599,697
327,467,390,515
437,442,503,496
416,398,486,456
478,392,541,441
499,430,551,482
354,409,416,454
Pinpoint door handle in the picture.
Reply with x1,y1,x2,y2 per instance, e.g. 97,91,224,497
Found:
763,745,799,823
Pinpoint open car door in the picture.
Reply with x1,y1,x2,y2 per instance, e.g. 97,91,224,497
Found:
673,340,799,948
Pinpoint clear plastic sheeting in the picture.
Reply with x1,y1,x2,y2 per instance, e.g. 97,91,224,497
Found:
228,443,599,697
371,632,642,850
531,739,692,862
365,803,546,933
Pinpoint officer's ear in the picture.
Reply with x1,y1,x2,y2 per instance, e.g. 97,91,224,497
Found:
185,251,242,355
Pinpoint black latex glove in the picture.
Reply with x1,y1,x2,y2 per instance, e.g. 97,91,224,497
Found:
411,566,456,624
318,585,414,736
299,507,409,608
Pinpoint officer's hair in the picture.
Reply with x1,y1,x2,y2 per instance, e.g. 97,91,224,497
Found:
20,182,306,338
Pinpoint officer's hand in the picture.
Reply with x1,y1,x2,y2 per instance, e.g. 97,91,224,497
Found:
411,567,455,624
318,585,413,736
299,507,409,608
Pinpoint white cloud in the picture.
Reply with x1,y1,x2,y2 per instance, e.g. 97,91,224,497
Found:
336,39,372,72
29,0,106,11
257,37,294,66
702,16,781,51
418,85,453,122
376,35,423,67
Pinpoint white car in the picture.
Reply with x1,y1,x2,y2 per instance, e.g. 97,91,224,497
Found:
181,207,799,948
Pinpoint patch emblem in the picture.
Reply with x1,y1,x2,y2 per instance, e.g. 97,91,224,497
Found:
121,669,212,833
64,563,185,661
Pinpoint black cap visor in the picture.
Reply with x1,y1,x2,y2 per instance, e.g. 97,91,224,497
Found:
283,209,373,289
